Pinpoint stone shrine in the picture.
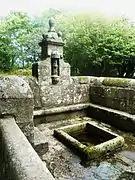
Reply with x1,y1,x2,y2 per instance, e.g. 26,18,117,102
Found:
32,18,71,86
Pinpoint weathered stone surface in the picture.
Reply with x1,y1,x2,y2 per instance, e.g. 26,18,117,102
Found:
89,86,135,114
122,151,135,161
88,103,135,132
34,127,49,156
89,77,135,89
0,117,54,180
32,18,71,87
0,76,32,98
39,18,64,60
40,84,89,108
59,59,71,79
71,76,92,84
34,103,89,116
33,58,71,86
23,76,42,109
34,103,89,124
0,76,34,143
36,118,135,180
54,122,124,163
89,77,135,114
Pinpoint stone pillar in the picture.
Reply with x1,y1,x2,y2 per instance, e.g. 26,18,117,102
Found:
32,18,71,86
0,76,34,144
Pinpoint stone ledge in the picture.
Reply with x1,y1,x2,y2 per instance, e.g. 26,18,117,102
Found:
89,77,135,89
34,103,90,117
88,103,135,132
0,117,54,180
0,75,34,144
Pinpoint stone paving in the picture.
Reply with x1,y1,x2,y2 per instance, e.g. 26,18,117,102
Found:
34,117,135,180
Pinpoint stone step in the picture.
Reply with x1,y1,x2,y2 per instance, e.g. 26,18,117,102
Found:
88,103,135,132
34,103,89,125
34,103,90,116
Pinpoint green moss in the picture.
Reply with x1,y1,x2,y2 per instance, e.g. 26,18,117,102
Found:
110,88,117,98
83,146,97,155
79,76,88,84
102,78,129,88
82,142,94,146
79,76,85,81
64,124,86,134
81,146,100,163
0,69,32,76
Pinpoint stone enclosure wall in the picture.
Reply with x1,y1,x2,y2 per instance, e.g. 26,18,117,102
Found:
0,76,54,180
0,76,34,143
89,77,135,114
27,74,135,116
1,73,135,180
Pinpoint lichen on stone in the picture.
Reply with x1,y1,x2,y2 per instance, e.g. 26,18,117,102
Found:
64,123,85,134
102,78,129,88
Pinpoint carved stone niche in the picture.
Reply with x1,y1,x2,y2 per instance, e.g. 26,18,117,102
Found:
51,52,60,84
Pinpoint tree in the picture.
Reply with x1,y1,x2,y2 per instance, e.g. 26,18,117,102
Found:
57,13,135,77
0,36,12,71
0,11,42,71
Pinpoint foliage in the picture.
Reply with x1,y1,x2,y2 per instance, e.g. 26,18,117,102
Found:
0,9,62,72
0,35,12,71
0,11,41,72
57,13,135,77
1,10,135,78
0,68,32,76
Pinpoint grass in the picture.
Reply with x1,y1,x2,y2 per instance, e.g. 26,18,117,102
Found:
0,68,32,76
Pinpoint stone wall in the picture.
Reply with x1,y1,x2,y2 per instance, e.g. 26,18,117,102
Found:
71,76,135,114
25,75,90,110
25,74,135,116
89,77,135,114
0,76,34,143
0,117,54,180
40,84,89,109
33,59,71,86
23,76,42,110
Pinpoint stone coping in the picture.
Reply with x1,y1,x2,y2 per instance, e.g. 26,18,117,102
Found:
89,103,135,119
0,117,54,180
88,103,135,132
34,103,90,116
72,76,135,89
54,122,124,164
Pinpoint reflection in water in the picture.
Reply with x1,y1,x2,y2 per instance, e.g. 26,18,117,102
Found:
122,151,135,162
82,162,124,180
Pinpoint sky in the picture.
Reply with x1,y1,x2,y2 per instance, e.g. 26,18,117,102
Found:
1,0,135,20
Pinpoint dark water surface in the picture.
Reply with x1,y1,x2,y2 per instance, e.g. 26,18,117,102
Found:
69,130,106,146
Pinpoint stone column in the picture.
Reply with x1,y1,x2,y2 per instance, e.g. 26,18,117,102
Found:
0,76,34,144
32,18,71,86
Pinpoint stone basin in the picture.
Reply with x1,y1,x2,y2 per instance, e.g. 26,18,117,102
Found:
54,122,124,164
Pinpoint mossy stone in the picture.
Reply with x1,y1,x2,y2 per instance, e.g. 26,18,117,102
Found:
102,78,129,88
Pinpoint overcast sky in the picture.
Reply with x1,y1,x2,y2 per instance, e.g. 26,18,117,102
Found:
1,0,135,20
